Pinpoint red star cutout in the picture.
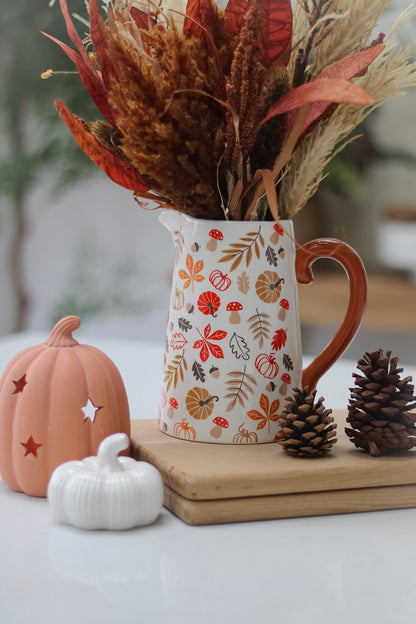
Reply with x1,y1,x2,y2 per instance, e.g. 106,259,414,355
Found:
12,374,27,394
21,436,42,457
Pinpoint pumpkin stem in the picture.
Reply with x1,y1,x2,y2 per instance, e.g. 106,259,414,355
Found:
270,278,285,291
44,316,81,347
199,395,219,407
207,303,217,317
97,433,130,472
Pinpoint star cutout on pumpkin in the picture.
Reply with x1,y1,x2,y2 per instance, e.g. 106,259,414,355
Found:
81,398,102,423
21,435,42,457
12,374,27,394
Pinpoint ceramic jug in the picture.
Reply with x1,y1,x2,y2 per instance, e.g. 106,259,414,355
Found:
158,212,367,444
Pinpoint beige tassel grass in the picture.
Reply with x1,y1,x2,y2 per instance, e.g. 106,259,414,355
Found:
279,3,416,220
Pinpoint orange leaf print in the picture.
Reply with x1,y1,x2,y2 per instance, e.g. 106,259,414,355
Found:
259,392,269,415
179,254,205,291
247,393,280,433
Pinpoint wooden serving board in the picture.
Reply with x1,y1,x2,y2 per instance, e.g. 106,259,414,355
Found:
130,411,416,525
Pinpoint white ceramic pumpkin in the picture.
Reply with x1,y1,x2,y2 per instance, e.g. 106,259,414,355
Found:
47,433,164,530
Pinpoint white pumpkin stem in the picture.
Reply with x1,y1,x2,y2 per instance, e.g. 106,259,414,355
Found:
45,316,81,347
97,433,129,472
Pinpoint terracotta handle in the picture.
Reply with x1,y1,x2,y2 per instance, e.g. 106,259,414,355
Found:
295,239,367,390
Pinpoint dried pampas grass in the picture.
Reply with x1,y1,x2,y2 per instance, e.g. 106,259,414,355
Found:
311,0,391,73
278,3,416,220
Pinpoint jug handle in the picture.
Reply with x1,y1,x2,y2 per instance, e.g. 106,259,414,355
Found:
295,238,367,390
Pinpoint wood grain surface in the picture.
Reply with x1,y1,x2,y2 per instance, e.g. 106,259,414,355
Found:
130,411,416,525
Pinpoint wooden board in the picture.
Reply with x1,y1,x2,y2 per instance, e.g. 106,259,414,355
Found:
130,411,416,525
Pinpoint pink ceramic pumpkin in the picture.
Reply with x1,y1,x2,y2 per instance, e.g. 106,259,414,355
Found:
0,316,131,497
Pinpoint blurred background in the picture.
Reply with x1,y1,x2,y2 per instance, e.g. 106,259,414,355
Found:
0,0,415,364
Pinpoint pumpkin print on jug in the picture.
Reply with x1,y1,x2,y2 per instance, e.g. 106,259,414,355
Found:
159,212,367,444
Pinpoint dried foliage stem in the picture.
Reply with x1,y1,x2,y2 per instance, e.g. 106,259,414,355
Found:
48,0,416,223
247,105,309,220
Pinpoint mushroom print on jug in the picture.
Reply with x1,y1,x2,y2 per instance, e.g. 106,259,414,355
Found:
159,213,367,444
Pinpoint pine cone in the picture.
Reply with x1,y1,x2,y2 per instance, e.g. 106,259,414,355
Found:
278,387,337,457
345,349,416,456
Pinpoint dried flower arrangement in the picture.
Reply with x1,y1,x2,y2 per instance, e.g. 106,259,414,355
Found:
44,0,416,221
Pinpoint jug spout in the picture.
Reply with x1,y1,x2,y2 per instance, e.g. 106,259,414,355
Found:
158,211,186,235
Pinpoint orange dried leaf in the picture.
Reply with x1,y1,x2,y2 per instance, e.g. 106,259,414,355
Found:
55,101,148,193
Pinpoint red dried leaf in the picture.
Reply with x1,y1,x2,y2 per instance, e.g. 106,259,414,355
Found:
225,0,252,38
43,32,114,123
55,101,149,193
262,0,292,67
89,0,114,91
183,0,211,41
58,0,93,67
261,78,376,125
43,20,117,126
130,6,154,29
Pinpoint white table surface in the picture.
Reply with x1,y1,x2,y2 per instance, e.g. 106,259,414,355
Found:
1,331,416,624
